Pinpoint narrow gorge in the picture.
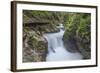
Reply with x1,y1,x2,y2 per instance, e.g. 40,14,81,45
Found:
23,10,91,62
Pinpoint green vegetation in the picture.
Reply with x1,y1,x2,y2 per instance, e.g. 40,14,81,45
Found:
23,10,91,62
63,13,91,59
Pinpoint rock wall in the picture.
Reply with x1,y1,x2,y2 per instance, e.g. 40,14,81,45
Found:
63,13,91,59
23,30,48,62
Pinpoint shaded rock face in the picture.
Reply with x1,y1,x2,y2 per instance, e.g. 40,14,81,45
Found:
76,35,91,59
23,30,48,62
63,33,91,59
63,37,80,53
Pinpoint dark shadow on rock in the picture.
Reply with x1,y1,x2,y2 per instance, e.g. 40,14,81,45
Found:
63,38,80,53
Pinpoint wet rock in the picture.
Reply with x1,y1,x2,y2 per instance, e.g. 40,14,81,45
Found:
63,37,80,53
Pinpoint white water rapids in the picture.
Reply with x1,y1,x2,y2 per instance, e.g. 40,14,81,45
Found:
43,24,82,61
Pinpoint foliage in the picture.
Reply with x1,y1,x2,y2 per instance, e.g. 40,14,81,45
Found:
64,13,80,38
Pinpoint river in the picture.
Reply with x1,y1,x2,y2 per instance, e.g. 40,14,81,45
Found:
43,24,82,61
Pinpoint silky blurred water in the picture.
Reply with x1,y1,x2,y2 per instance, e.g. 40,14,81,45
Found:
43,24,82,61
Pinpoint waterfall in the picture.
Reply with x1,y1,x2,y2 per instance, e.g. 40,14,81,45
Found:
43,24,82,61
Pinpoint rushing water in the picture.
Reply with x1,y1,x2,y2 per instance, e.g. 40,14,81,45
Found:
43,24,82,61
